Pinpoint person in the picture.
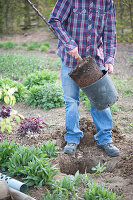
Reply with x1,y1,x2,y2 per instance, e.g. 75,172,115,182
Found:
48,0,119,156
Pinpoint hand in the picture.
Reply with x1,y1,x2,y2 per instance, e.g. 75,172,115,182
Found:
105,63,114,74
67,47,79,59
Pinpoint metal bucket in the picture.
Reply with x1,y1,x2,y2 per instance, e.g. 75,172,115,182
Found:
81,71,118,110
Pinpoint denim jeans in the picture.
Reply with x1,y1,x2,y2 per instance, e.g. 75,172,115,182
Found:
61,60,112,146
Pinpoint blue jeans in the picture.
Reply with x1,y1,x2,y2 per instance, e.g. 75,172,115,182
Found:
61,61,112,146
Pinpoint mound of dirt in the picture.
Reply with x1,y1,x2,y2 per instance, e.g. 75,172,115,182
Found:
57,117,125,175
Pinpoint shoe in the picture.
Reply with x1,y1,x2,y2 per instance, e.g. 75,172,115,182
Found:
64,143,78,154
97,143,120,157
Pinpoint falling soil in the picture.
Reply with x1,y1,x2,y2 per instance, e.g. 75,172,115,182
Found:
69,55,103,87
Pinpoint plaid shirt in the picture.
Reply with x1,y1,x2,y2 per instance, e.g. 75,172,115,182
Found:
48,0,116,68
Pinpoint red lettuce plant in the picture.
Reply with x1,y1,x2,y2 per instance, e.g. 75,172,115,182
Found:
18,117,48,134
0,106,11,118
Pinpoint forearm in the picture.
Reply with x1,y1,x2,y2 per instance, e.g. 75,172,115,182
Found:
48,0,77,52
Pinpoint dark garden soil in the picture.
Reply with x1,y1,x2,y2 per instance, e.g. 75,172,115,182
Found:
0,29,133,200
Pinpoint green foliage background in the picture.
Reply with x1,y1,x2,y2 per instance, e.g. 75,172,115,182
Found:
0,0,132,42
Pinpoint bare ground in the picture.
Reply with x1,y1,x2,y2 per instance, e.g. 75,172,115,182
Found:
0,29,133,200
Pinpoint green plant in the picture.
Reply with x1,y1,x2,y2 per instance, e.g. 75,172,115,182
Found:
23,70,58,89
110,103,119,113
84,181,123,200
45,175,76,200
124,123,133,131
0,140,19,171
0,43,4,48
0,109,22,133
27,41,41,50
0,86,23,133
22,156,58,186
0,140,59,187
0,85,17,106
21,42,28,46
42,42,50,47
18,117,48,134
8,145,41,176
27,44,36,50
56,175,75,191
117,32,133,43
91,162,107,176
123,89,132,97
26,83,64,110
15,45,22,50
80,90,91,111
0,78,27,102
40,141,59,158
2,41,17,50
0,53,60,80
44,57,60,71
40,45,49,51
42,189,69,200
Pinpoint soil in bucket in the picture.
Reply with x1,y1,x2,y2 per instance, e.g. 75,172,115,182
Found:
69,55,103,87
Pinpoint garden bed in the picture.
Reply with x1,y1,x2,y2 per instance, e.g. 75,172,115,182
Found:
0,29,133,200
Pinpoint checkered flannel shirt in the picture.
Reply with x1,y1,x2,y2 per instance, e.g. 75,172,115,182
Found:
48,0,117,68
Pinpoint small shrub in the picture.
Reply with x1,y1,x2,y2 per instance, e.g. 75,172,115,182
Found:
40,42,50,51
40,45,48,51
18,117,48,134
15,45,22,50
0,105,23,134
22,156,58,186
0,106,11,118
0,43,4,48
8,145,41,176
45,176,75,200
92,162,107,176
27,41,41,50
26,83,64,110
27,44,36,50
0,86,24,133
40,141,59,158
0,78,27,102
21,42,28,46
23,70,58,89
31,41,41,48
2,41,17,50
84,181,123,200
42,42,50,47
0,140,19,171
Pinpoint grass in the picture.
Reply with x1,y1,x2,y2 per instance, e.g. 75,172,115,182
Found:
0,53,60,80
110,103,119,113
0,41,17,50
27,41,41,50
124,123,133,131
0,40,50,51
40,45,49,51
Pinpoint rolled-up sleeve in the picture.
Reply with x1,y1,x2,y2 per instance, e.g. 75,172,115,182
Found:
103,1,117,65
48,0,77,52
